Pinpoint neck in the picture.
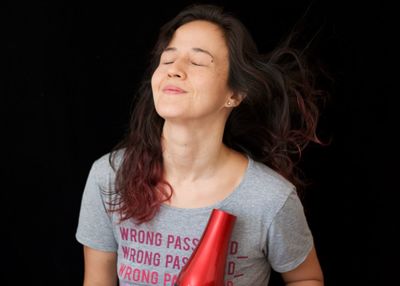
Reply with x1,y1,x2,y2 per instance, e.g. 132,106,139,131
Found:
162,121,230,182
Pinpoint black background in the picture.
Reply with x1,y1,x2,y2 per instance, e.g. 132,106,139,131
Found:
5,0,396,285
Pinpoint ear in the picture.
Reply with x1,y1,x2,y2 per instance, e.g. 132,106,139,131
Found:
225,92,246,108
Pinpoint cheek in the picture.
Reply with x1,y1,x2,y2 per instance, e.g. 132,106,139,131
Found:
151,69,162,94
201,73,230,98
214,70,231,97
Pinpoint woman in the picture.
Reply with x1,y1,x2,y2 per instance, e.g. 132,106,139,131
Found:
76,4,324,286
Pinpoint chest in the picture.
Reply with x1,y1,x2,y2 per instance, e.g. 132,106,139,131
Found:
165,174,243,209
113,211,268,286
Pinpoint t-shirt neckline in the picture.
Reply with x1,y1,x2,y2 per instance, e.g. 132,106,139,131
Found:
160,156,253,214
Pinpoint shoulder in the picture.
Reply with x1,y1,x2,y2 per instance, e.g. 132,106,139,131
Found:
232,158,297,216
89,148,125,185
247,158,295,198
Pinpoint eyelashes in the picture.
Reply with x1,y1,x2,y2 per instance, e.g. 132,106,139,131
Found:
162,61,204,66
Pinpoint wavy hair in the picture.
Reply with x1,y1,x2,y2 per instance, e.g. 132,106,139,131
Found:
109,4,325,223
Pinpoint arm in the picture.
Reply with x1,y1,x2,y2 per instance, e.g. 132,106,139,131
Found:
281,246,324,286
83,246,118,286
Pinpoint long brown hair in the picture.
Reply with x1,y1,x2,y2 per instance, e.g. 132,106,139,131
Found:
109,4,324,223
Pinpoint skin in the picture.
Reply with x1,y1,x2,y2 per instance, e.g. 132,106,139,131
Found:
151,20,246,208
82,20,324,286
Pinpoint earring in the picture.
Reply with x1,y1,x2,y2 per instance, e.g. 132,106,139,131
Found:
227,101,231,105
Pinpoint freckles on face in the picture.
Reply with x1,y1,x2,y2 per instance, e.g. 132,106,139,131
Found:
151,20,232,119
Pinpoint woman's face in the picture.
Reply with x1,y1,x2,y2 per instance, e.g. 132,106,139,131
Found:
151,20,233,123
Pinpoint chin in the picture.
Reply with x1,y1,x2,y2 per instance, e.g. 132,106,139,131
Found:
155,109,186,120
155,103,191,119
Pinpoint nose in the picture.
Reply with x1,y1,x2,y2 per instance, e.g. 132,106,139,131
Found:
167,61,186,79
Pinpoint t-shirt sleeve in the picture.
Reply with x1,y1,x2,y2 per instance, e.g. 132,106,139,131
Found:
267,190,313,273
75,161,118,252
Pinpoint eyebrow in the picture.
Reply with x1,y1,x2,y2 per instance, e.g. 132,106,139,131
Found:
164,47,214,61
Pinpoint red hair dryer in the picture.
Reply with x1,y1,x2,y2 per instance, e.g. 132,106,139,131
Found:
175,208,237,286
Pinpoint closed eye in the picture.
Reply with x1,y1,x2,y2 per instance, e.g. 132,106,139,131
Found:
162,61,204,66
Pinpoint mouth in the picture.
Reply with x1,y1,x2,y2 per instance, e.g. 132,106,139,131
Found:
162,85,187,94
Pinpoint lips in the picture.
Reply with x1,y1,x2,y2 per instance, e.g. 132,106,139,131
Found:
162,85,187,94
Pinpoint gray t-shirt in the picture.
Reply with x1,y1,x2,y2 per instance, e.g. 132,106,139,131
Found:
76,151,313,286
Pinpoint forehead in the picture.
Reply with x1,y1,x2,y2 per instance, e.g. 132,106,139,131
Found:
168,20,228,58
